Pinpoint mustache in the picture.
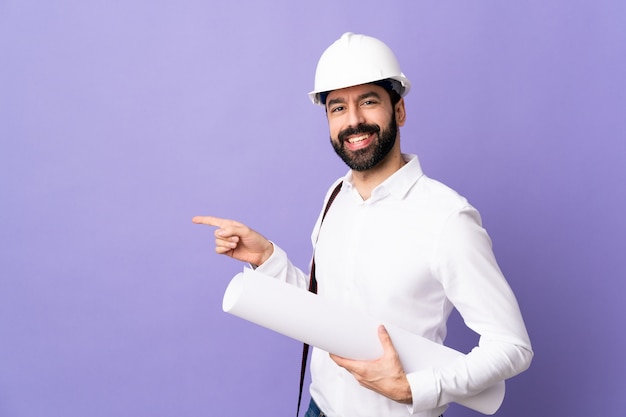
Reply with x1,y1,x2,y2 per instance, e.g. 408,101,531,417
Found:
337,123,380,144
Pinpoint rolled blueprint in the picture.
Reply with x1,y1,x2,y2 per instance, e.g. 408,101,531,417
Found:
222,268,505,415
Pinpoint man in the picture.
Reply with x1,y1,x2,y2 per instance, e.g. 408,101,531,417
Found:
193,32,533,417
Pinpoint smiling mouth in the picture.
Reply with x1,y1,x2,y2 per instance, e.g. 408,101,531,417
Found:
346,134,371,144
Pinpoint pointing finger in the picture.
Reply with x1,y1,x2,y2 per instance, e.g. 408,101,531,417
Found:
192,216,238,228
193,216,251,241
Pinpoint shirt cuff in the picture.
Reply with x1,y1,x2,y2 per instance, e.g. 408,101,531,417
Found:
254,242,288,276
405,368,439,414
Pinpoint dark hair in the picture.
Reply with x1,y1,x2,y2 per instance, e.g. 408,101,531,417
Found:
320,78,403,106
372,79,403,105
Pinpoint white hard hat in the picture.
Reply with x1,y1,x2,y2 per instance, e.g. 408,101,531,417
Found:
308,32,411,106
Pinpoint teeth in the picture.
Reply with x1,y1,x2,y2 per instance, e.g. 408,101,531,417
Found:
347,134,369,144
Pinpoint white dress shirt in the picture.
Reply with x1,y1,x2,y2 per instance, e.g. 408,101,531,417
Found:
258,154,533,417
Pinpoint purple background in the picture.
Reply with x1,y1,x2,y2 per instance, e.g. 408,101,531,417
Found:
1,1,625,416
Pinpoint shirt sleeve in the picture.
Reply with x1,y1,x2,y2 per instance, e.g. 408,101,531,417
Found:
254,242,310,290
407,206,534,413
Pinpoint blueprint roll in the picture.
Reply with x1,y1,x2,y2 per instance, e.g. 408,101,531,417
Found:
222,268,505,415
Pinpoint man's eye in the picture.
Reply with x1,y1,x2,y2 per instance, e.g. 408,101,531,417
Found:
331,106,345,113
362,100,377,106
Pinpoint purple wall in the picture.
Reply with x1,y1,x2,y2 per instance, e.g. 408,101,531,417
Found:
1,1,624,416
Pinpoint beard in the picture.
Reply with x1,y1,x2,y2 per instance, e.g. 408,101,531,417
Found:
330,115,398,172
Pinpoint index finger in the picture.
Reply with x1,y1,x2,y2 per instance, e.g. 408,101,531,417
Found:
192,215,238,228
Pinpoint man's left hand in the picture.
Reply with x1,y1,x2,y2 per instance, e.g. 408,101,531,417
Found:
330,325,413,404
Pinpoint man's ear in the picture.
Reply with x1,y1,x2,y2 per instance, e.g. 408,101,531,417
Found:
395,98,406,127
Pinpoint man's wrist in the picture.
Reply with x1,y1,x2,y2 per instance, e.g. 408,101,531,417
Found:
393,376,413,404
264,241,274,263
254,241,274,267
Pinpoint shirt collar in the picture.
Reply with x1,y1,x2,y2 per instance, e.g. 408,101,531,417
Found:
341,154,424,203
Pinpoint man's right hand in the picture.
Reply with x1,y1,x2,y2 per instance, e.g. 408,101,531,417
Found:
192,216,274,267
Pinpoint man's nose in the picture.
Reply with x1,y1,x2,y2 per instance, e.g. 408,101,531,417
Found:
346,105,365,127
